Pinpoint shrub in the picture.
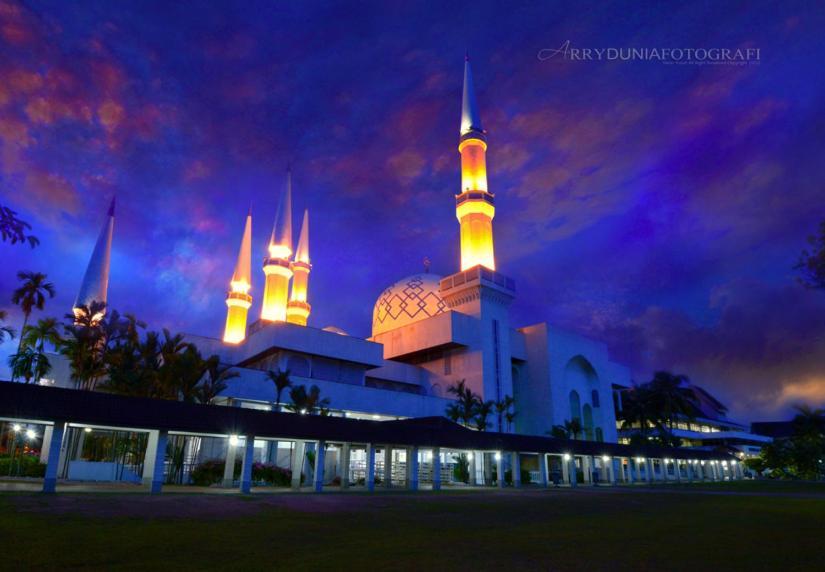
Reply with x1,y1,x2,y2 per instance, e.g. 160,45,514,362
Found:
0,454,46,478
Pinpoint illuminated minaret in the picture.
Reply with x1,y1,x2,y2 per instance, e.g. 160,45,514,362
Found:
456,54,495,271
261,170,293,322
73,197,115,323
223,210,253,343
286,209,311,326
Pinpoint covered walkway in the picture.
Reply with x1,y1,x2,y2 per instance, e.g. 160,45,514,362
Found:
0,383,742,494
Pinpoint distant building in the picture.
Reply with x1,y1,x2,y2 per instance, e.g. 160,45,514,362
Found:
614,382,771,458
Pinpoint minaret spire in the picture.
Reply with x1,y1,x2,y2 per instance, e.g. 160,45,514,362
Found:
73,197,115,322
456,55,495,271
461,54,484,138
261,168,295,322
287,209,311,326
223,210,253,343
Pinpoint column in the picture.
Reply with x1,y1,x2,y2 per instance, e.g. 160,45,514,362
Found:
496,453,505,488
568,456,578,488
609,458,618,485
511,452,521,488
583,456,594,485
627,459,635,484
223,438,238,488
407,446,419,491
645,459,653,483
383,446,392,488
39,425,54,463
538,453,548,488
560,456,570,485
365,443,376,492
340,443,351,489
42,421,67,494
675,460,682,483
291,440,305,489
432,448,442,491
240,436,255,494
313,440,326,492
141,430,160,487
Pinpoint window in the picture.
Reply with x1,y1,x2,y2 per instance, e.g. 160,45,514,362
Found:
591,390,600,408
286,355,310,378
569,391,581,422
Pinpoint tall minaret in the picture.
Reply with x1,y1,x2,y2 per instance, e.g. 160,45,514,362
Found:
73,197,115,323
287,209,311,325
260,169,293,322
223,210,253,343
456,54,495,271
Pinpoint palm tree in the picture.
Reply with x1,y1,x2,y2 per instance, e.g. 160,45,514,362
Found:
11,271,55,378
647,371,699,433
618,383,659,440
446,380,480,427
0,310,15,345
267,369,292,411
792,404,825,438
285,384,331,415
474,400,495,431
8,347,38,383
564,418,583,440
494,395,515,432
60,302,109,390
197,356,238,404
23,317,61,353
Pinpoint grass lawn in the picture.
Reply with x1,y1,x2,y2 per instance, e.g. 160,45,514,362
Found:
2,482,824,571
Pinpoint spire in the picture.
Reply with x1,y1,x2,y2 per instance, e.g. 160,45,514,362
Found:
267,169,293,258
74,197,115,312
294,209,309,264
231,211,252,290
460,54,483,137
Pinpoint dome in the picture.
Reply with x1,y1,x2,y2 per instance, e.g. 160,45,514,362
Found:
372,274,448,336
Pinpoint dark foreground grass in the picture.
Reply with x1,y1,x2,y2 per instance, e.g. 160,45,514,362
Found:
2,484,824,571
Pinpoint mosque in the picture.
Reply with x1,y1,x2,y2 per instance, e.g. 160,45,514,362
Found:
17,57,758,490
61,57,632,442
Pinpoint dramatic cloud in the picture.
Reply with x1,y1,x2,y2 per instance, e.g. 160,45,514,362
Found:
1,0,823,422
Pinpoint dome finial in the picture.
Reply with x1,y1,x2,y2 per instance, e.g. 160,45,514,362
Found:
423,256,431,273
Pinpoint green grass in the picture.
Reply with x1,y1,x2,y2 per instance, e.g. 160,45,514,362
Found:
2,485,824,571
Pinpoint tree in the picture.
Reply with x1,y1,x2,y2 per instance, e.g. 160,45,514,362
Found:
60,301,109,390
617,383,659,440
11,271,55,379
196,356,238,404
22,317,61,353
495,395,515,432
647,371,699,433
795,220,825,290
285,384,331,415
446,380,480,427
474,400,494,431
0,310,15,344
8,347,39,383
0,205,38,247
564,418,583,440
267,369,292,411
549,425,570,439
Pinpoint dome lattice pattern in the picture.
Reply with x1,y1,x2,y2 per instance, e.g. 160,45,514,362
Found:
372,274,447,336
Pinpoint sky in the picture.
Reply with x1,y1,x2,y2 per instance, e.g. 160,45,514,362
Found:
1,0,824,422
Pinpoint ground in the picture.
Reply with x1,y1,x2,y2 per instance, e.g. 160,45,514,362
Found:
2,481,825,571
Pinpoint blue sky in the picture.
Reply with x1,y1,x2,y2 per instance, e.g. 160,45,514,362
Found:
1,0,824,421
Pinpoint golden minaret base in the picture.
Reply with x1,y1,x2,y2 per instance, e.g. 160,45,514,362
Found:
287,209,311,325
223,211,253,343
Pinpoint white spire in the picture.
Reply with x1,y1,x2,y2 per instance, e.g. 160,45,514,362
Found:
294,209,309,264
460,54,484,137
231,210,252,289
74,197,115,311
268,168,293,258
